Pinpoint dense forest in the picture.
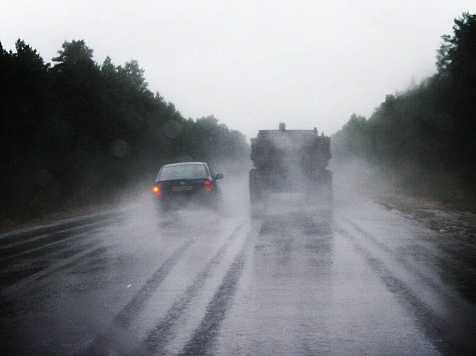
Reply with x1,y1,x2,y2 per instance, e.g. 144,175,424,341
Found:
2,12,474,224
333,12,476,203
0,40,249,223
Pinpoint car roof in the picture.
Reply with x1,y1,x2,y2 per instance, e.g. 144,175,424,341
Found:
161,162,207,168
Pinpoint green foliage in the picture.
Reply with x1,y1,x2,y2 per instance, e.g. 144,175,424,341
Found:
333,12,476,197
0,39,248,222
52,40,94,69
119,59,148,93
437,12,476,80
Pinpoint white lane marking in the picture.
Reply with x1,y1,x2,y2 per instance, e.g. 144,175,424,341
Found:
0,243,107,298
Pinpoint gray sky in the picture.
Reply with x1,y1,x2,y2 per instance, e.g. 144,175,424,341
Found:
1,0,475,139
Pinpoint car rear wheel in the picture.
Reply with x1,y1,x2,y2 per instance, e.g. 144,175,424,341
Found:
249,169,265,219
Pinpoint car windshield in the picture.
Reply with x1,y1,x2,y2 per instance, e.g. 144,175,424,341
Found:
159,164,207,180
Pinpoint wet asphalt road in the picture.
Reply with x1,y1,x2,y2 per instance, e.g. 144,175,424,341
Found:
1,181,476,355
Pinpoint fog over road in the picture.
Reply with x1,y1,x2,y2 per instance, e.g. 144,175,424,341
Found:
1,178,475,356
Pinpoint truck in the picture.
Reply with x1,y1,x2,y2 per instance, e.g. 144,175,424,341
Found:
249,123,332,218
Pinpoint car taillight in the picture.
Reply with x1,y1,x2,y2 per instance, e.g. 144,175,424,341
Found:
204,179,212,192
152,184,162,195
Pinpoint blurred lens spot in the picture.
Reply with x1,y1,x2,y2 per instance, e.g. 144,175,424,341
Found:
110,139,130,157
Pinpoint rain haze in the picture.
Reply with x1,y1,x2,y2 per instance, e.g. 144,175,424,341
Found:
2,1,476,356
1,0,475,138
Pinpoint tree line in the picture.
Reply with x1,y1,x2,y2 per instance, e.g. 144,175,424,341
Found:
333,12,476,201
0,40,249,223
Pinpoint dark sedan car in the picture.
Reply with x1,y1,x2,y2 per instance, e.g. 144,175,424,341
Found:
152,162,223,212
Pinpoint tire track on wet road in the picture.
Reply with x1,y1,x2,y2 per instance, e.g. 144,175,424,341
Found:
0,223,101,251
0,215,124,263
0,231,98,263
0,210,127,242
0,242,109,299
114,239,196,328
143,221,247,354
336,223,476,356
84,236,197,356
343,218,476,293
177,227,254,356
0,213,124,247
344,218,476,280
343,217,476,310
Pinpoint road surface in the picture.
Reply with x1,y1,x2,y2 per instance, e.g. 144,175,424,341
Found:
1,179,475,355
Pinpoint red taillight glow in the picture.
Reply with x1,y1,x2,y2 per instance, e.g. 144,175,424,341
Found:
204,179,212,192
152,184,162,195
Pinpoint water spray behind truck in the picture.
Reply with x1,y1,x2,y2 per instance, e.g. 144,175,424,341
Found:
249,123,332,218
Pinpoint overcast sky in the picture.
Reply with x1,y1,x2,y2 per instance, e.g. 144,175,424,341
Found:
1,0,475,139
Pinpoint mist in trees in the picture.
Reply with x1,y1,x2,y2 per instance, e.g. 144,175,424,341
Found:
0,40,249,223
333,12,476,202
